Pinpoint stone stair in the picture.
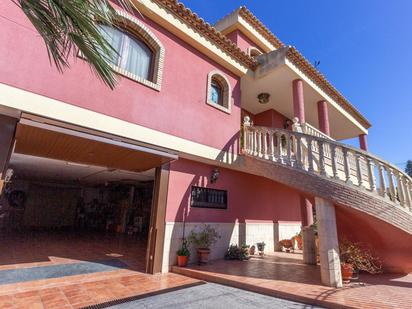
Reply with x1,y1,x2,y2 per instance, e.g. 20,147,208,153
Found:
242,120,412,236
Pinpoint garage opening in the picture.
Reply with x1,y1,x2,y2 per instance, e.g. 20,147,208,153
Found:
0,119,175,280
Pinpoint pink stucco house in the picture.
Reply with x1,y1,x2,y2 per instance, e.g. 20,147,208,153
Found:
0,0,411,289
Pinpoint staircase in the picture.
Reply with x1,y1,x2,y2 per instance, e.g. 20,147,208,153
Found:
242,119,412,237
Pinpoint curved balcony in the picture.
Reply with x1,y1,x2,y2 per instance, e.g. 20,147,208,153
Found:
242,119,412,233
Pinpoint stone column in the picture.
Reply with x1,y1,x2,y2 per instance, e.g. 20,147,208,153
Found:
300,195,316,265
359,134,368,151
292,79,305,123
0,115,18,194
315,197,342,288
317,100,330,136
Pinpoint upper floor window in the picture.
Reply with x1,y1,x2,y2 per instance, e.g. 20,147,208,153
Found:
206,71,231,114
210,78,224,106
92,10,165,91
99,25,153,80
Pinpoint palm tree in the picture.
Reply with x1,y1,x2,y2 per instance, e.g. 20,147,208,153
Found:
13,0,138,89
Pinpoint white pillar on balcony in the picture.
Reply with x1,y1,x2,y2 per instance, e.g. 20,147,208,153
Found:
315,197,343,288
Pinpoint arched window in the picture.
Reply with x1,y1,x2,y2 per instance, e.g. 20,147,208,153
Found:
210,78,224,106
99,25,153,80
206,71,231,113
91,10,165,91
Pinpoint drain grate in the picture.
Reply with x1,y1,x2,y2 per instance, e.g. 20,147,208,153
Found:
80,281,206,309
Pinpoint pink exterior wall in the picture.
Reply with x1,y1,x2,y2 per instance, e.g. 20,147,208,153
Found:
226,30,261,54
166,158,302,223
253,109,290,130
0,2,241,152
336,206,412,274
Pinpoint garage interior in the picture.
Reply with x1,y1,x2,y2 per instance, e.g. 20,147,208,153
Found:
0,120,174,275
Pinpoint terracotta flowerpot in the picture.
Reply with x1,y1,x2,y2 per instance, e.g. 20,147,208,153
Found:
197,248,211,264
249,245,256,255
295,236,303,250
177,255,189,267
341,263,353,282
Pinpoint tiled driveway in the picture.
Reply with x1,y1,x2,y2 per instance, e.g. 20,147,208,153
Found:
0,232,200,309
173,252,412,309
101,282,323,309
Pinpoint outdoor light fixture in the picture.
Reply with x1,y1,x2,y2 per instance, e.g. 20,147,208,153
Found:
210,168,220,184
4,169,14,183
257,92,270,104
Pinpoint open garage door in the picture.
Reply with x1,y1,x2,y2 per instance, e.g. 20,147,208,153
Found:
14,120,176,172
1,118,176,275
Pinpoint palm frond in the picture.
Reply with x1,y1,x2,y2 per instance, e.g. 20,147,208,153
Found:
14,0,140,89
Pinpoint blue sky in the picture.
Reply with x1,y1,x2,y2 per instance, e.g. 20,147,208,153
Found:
182,0,412,169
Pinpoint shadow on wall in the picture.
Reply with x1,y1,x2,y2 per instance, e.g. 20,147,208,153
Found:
162,145,303,271
336,205,412,274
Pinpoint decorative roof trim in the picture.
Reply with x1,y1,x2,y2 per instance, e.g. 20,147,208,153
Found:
286,47,371,128
152,0,258,69
237,7,285,50
145,1,370,128
215,6,370,129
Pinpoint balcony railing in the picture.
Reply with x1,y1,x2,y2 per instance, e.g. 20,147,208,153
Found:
243,118,412,213
301,122,334,141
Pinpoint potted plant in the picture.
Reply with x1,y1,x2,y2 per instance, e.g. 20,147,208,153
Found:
256,241,265,256
187,224,220,265
224,244,250,261
292,232,303,250
339,239,382,283
249,245,256,255
176,239,190,267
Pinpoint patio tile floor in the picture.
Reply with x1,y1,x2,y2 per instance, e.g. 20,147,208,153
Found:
0,232,201,309
172,252,412,309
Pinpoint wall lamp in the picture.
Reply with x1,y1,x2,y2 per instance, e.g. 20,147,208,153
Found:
210,168,220,184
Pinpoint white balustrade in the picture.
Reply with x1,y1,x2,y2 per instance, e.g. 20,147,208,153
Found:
242,120,412,214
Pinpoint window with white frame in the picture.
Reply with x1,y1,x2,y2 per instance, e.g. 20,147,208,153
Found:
206,71,231,113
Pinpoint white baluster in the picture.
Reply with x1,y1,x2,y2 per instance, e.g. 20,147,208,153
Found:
378,163,387,197
355,154,364,188
257,130,262,157
307,138,314,172
245,128,251,154
331,145,338,179
318,140,326,176
404,180,412,211
396,172,406,207
263,130,268,159
296,135,302,169
367,158,377,192
252,129,257,156
387,168,397,203
269,132,275,161
286,133,292,165
342,148,352,184
276,132,283,164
